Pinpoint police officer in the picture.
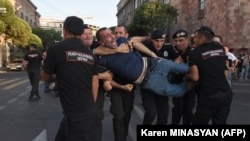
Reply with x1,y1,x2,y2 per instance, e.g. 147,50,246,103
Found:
41,16,101,141
171,29,196,125
186,26,233,125
141,29,182,125
23,43,43,101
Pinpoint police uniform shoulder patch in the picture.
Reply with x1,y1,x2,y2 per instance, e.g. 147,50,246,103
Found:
164,51,168,57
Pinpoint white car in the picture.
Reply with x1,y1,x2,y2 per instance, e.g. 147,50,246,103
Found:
6,59,23,71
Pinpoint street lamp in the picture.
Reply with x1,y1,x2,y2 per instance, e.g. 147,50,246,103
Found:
0,8,6,13
15,6,22,15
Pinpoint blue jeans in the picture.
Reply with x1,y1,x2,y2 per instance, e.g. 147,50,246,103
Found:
143,58,189,97
44,82,51,91
227,70,232,88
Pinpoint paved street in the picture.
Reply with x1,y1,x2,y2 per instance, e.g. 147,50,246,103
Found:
0,71,250,141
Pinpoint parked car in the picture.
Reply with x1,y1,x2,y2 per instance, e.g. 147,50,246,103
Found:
6,59,23,71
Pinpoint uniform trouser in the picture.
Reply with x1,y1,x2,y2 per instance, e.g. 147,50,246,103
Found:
141,88,169,125
109,88,134,141
55,111,101,141
171,88,196,125
193,89,233,125
27,70,40,98
95,86,105,139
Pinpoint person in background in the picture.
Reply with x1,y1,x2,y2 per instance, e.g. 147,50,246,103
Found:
239,50,249,80
186,26,233,125
42,50,53,93
41,16,101,141
23,43,43,102
171,29,196,125
213,35,238,87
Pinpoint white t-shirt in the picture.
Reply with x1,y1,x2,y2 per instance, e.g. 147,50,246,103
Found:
226,52,237,61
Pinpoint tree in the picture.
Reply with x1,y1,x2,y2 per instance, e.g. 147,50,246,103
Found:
128,2,178,36
0,0,40,48
29,34,42,47
32,28,62,49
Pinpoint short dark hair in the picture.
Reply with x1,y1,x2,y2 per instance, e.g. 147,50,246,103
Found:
116,25,128,33
30,43,37,49
96,27,108,41
194,26,215,41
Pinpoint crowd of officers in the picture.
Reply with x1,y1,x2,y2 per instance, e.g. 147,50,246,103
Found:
28,15,237,141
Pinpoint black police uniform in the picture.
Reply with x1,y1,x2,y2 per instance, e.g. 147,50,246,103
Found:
90,40,106,139
108,76,135,141
189,41,233,125
23,49,43,101
43,38,101,141
141,41,179,124
171,46,197,125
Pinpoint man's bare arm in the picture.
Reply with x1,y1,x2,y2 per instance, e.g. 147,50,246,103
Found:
92,75,99,102
185,65,199,82
130,36,149,43
110,80,133,92
131,42,157,58
98,70,113,80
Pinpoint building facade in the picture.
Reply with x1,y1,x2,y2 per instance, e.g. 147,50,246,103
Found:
116,0,250,50
40,18,64,37
9,0,40,28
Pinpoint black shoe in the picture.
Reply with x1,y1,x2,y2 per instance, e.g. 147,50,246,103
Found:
28,97,36,102
36,95,41,101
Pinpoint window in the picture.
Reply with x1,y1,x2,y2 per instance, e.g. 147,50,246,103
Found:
164,0,170,4
198,0,205,19
25,16,29,22
199,0,205,10
21,13,24,19
135,0,138,9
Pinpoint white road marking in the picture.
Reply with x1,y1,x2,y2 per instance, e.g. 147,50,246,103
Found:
3,79,29,90
0,78,22,86
32,129,47,141
0,106,6,110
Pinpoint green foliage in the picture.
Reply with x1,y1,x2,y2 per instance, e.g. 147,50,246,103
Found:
0,20,5,32
29,34,42,48
10,17,32,47
128,2,177,36
49,28,62,42
109,26,116,32
32,28,62,49
0,0,41,48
